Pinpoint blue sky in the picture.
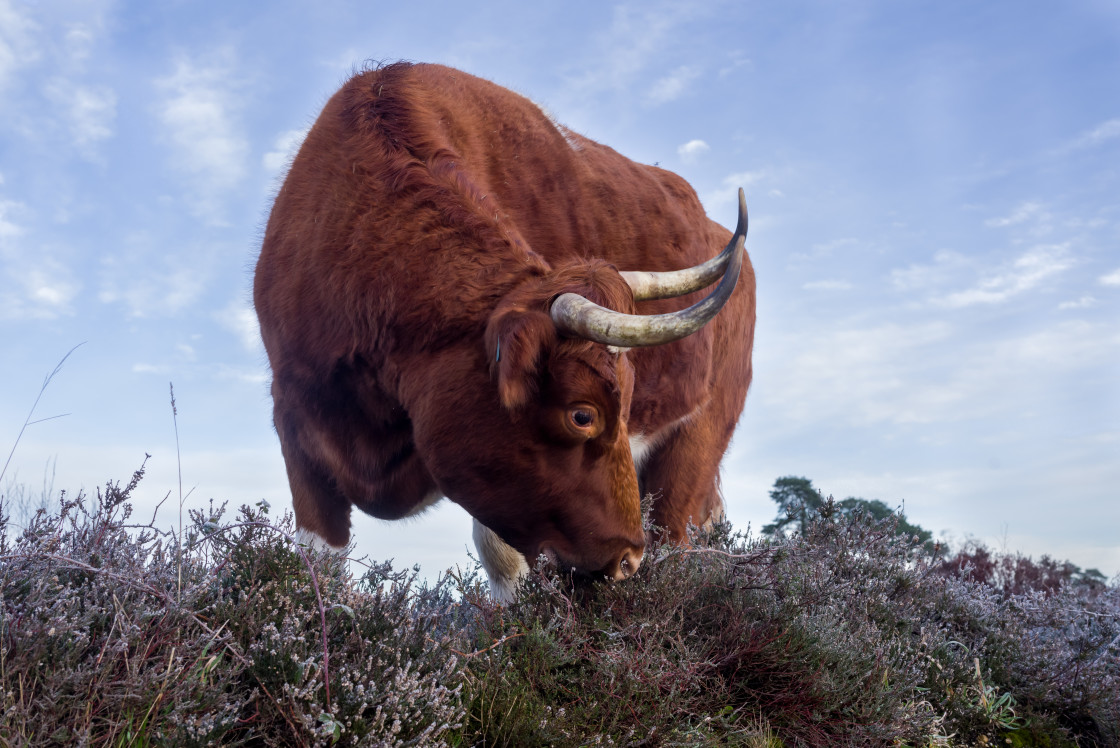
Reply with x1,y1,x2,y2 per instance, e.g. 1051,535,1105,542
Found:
2,0,1118,578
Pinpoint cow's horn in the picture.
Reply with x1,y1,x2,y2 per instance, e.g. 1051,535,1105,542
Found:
619,188,749,301
550,189,747,347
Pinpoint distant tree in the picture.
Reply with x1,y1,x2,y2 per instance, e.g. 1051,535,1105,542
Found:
1077,567,1109,588
762,476,939,554
761,476,824,537
836,498,935,551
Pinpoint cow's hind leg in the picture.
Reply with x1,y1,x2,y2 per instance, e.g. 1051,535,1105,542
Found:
472,519,529,603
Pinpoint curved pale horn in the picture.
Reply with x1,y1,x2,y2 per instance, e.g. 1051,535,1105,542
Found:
551,190,747,347
620,188,749,301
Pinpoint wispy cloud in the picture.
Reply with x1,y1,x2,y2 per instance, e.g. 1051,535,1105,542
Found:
1064,118,1120,152
761,318,1118,432
216,298,262,353
789,237,860,269
98,250,211,317
676,139,709,163
0,199,80,319
1058,295,1097,310
155,50,249,223
0,0,40,91
2,262,80,319
718,51,752,78
1101,268,1120,287
647,64,701,105
935,244,1072,308
761,321,957,427
565,0,704,96
984,201,1043,228
890,251,969,293
262,127,308,174
44,79,117,153
702,170,768,212
803,279,853,291
0,5,116,160
0,195,21,239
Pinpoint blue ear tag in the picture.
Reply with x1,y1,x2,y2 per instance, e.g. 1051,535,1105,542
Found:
495,339,501,362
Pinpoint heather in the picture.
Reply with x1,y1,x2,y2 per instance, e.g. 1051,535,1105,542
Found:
1,467,1118,746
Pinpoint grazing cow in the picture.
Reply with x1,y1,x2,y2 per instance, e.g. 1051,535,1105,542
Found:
254,62,756,601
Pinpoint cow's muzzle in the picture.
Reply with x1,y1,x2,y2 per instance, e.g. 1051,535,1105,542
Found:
604,544,644,581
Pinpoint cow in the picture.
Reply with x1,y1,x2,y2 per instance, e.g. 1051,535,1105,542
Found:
254,62,756,602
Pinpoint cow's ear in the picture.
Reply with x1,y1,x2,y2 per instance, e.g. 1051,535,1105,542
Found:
485,309,556,410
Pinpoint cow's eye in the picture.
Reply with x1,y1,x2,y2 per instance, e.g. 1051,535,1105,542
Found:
567,405,600,434
558,403,602,441
571,409,595,428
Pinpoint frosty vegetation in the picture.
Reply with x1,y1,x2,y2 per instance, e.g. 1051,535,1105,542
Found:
1,463,1118,747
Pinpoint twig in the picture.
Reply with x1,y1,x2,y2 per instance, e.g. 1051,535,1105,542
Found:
653,546,770,564
1086,631,1120,670
150,490,173,527
435,632,525,659
171,383,183,604
1,343,84,485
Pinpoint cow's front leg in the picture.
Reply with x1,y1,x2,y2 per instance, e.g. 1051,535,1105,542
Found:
472,518,530,603
640,404,733,542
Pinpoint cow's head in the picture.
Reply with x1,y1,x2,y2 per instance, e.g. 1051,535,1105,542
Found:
410,191,747,583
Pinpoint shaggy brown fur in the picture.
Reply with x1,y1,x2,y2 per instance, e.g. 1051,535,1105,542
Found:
254,62,756,581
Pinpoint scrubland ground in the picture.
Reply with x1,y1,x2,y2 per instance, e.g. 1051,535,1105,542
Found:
1,463,1118,747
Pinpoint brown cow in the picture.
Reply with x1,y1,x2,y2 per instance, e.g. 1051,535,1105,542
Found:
254,62,756,601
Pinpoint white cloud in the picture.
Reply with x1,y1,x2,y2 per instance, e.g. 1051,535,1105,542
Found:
1064,118,1120,152
803,280,853,291
984,201,1043,228
216,298,262,353
934,244,1072,308
759,318,1119,432
62,24,97,65
45,79,117,151
760,321,957,427
566,1,704,95
0,0,40,91
992,319,1119,370
214,365,268,385
676,139,710,163
1058,295,1098,310
647,64,701,105
0,197,23,239
99,252,210,317
703,170,768,213
718,51,752,78
262,127,309,174
0,197,80,319
1,258,81,320
1101,268,1120,287
0,5,116,160
890,250,969,293
156,51,249,222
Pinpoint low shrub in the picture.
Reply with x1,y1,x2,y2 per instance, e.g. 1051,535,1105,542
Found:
0,462,464,746
2,471,1117,746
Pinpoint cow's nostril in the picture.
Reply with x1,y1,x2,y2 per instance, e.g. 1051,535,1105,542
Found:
611,547,644,580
